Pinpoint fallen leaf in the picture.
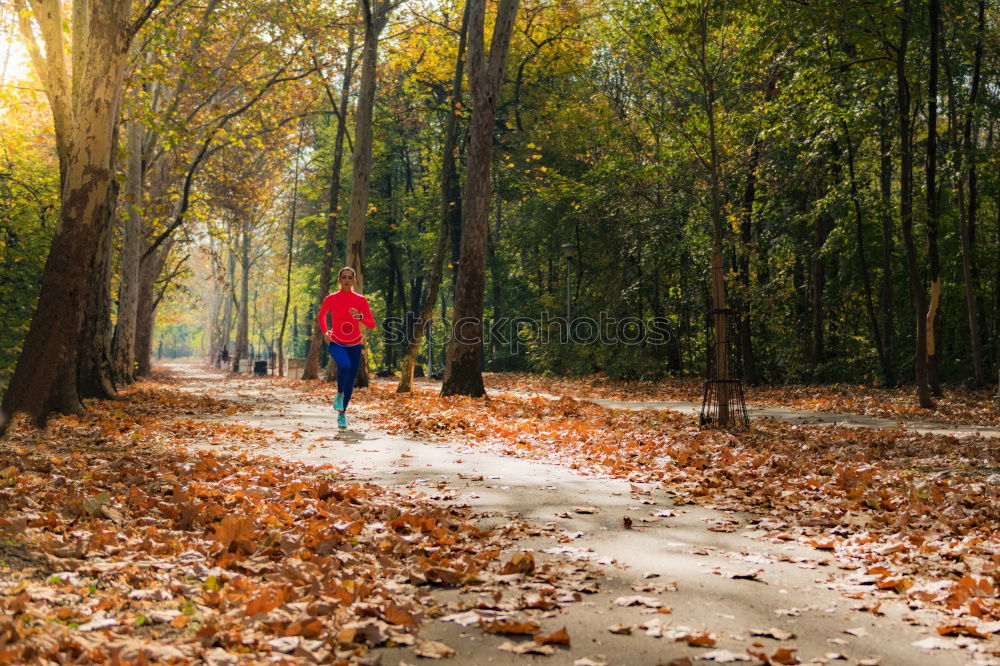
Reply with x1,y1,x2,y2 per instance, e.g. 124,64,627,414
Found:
386,605,418,627
749,647,798,665
497,640,555,655
750,627,795,641
937,624,988,639
680,632,716,647
613,595,662,608
414,639,455,659
480,619,540,635
912,636,953,650
501,551,535,575
76,617,117,632
534,627,570,646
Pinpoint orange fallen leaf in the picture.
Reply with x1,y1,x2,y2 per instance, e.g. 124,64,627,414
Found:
481,620,541,635
534,627,570,646
386,605,418,627
501,551,535,575
680,632,716,647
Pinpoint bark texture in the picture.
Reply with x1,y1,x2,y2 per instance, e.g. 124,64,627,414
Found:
442,0,520,397
896,0,933,408
3,0,137,428
111,118,144,385
398,1,470,393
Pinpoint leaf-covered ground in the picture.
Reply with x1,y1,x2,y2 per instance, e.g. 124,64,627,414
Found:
305,378,1000,648
5,369,1000,664
480,373,1000,427
0,377,599,664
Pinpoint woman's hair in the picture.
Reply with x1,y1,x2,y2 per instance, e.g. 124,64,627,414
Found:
338,266,356,279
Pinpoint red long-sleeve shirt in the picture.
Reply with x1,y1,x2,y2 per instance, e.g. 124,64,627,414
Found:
317,290,376,345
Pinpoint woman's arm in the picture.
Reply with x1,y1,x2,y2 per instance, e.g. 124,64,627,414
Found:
359,298,376,330
317,296,332,340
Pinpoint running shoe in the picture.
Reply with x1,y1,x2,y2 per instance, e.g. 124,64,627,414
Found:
337,412,347,429
334,393,344,411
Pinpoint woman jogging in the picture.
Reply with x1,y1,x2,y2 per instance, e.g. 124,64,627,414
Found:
317,267,376,429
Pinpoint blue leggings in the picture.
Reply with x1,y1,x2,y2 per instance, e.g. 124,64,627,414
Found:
328,343,363,409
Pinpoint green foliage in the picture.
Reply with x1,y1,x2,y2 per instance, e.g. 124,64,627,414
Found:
0,89,59,392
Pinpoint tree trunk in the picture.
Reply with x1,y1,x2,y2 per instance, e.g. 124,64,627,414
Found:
442,0,519,397
277,126,303,378
737,138,760,385
705,66,729,421
925,0,942,395
111,118,144,385
78,115,123,399
77,173,119,400
345,0,396,389
487,199,502,370
303,20,357,381
134,241,171,377
878,108,895,385
842,119,889,384
950,0,987,386
896,0,933,408
2,0,135,428
218,249,235,363
384,244,398,369
231,228,250,373
809,212,829,375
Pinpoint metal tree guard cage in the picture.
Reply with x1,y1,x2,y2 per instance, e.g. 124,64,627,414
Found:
699,307,750,429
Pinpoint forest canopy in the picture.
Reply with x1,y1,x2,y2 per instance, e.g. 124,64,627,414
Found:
1,0,998,416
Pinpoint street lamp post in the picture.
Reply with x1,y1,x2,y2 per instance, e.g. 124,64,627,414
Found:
561,242,578,321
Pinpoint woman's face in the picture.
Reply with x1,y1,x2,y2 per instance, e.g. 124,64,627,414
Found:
338,271,355,288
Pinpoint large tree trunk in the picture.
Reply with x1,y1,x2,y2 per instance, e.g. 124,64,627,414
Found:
442,0,519,397
77,185,118,400
303,20,357,381
925,0,942,395
111,118,144,385
397,4,469,392
896,0,933,408
78,115,122,400
3,0,136,428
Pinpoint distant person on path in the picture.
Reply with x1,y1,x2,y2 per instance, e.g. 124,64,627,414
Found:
317,267,376,429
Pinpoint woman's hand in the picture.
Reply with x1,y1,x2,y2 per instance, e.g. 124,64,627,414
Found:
349,307,363,321
323,330,333,342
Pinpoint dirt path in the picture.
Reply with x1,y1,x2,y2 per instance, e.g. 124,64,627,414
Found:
164,363,989,665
